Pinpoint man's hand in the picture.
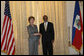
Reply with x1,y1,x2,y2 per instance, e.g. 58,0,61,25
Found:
52,40,54,44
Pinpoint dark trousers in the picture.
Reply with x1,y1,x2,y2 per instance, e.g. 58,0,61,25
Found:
42,40,53,55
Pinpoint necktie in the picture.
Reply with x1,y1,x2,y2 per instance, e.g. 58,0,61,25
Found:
44,23,47,31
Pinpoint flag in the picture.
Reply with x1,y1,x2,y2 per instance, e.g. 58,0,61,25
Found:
72,1,83,52
1,1,15,55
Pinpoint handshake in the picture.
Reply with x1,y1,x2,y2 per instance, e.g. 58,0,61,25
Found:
33,33,41,36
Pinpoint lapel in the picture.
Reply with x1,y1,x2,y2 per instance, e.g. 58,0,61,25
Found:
43,23,45,31
46,22,49,31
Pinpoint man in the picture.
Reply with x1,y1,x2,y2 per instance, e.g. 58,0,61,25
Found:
39,15,54,55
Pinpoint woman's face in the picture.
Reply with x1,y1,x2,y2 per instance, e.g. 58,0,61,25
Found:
30,18,35,25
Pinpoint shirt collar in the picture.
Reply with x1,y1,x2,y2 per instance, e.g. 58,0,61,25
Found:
44,21,48,24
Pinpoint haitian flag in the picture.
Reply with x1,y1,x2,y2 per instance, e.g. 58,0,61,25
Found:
72,1,83,52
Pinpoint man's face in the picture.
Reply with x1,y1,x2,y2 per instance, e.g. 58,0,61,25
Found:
44,16,48,22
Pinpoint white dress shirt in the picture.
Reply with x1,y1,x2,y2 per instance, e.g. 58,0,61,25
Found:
44,22,48,31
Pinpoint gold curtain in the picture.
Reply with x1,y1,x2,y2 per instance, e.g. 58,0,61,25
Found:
9,1,69,55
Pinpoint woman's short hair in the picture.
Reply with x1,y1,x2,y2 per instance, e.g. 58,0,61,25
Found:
28,16,35,22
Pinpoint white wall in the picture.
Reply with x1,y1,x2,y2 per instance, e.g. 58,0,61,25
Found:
1,1,5,33
1,1,7,55
66,1,83,55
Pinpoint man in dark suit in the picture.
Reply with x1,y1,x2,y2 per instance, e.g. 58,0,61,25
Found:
39,15,54,55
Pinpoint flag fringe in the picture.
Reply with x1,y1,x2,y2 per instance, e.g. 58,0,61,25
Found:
71,44,83,53
1,50,8,55
1,49,15,55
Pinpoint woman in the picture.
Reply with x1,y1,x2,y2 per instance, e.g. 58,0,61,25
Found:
27,16,40,55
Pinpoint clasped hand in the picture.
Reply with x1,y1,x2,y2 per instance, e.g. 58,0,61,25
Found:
33,33,41,36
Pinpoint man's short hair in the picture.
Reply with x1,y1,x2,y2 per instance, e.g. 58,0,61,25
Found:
43,15,48,20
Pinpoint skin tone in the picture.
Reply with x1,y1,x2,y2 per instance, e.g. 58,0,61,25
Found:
44,16,48,22
29,18,41,36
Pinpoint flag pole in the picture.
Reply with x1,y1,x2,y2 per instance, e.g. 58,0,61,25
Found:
79,51,81,55
68,26,71,46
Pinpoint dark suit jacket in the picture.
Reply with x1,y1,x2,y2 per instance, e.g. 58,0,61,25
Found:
39,22,54,42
